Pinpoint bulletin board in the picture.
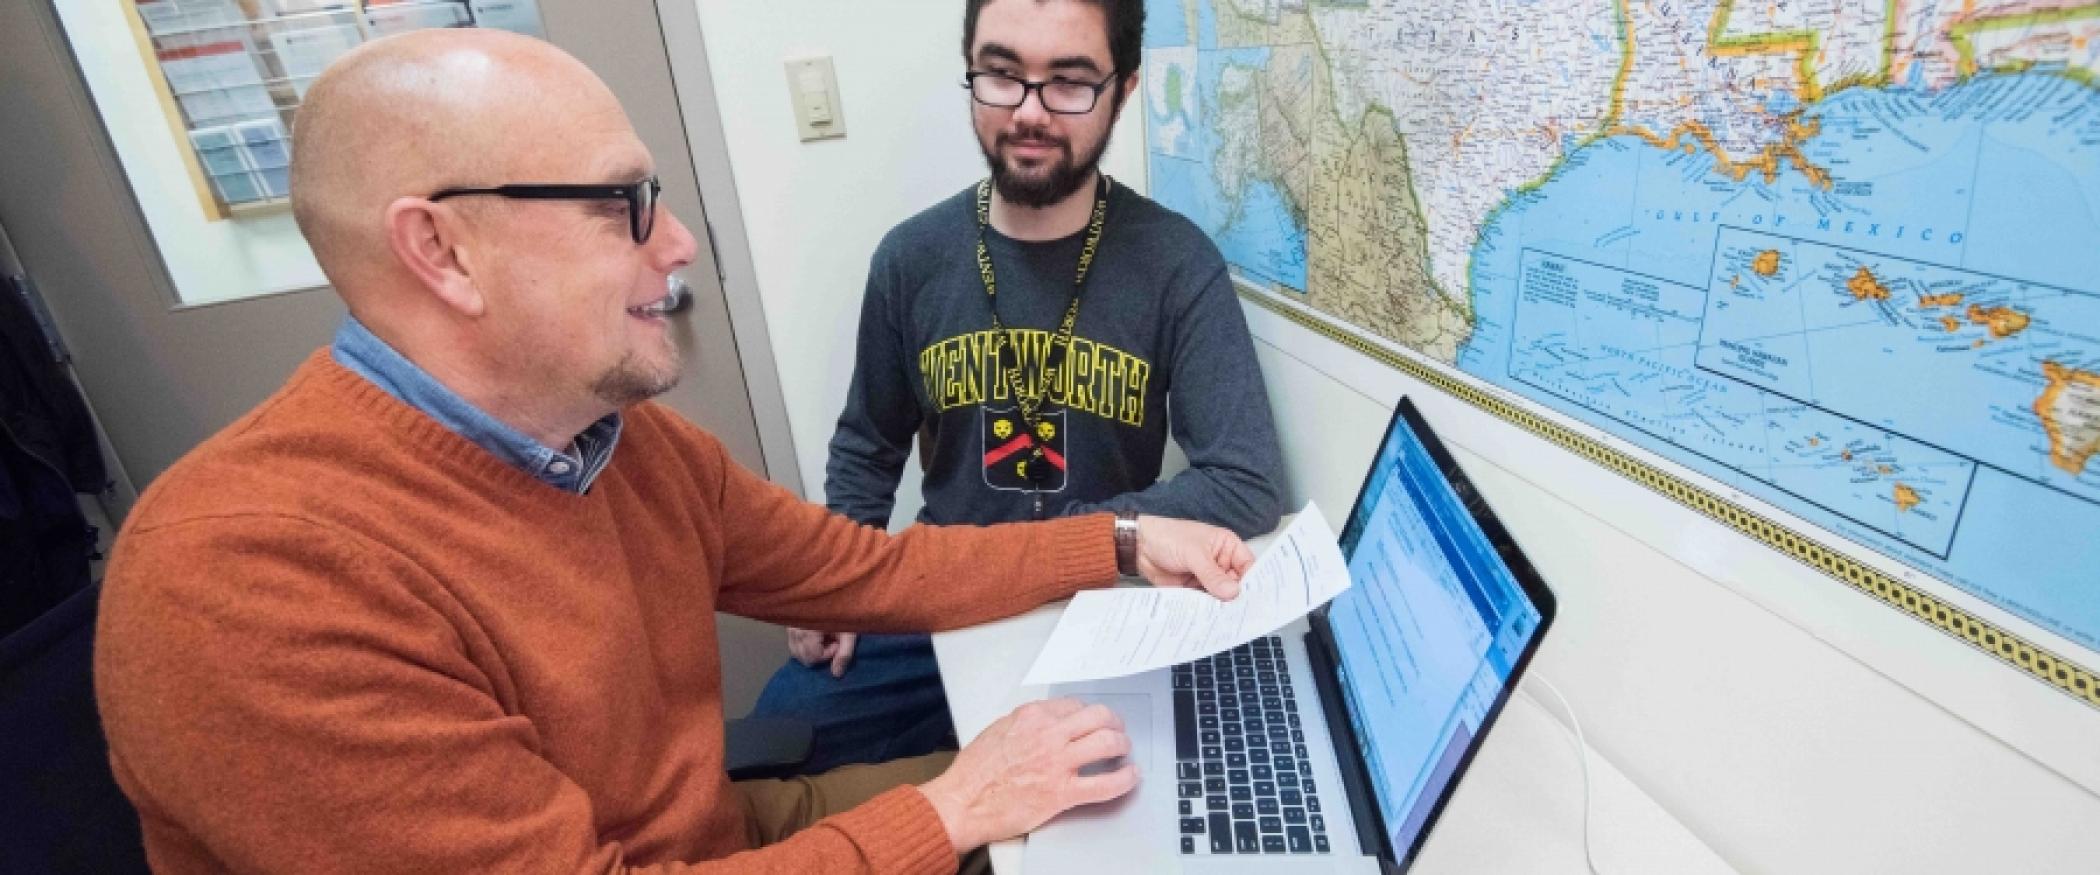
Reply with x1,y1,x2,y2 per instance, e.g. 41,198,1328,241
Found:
122,0,546,221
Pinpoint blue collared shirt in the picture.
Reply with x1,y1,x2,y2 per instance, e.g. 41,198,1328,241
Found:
331,317,621,494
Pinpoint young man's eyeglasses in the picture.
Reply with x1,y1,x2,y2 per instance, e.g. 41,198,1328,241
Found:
963,71,1119,114
428,176,662,245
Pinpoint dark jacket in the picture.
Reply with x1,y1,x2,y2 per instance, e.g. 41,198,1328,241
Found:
0,279,104,638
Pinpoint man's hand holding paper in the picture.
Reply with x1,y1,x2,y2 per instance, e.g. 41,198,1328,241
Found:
1024,503,1351,685
1132,514,1256,601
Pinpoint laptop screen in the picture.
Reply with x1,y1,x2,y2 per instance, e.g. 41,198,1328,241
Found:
1329,403,1545,859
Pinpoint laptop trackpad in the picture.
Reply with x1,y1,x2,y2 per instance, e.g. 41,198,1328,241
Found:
1071,692,1151,778
1024,691,1175,872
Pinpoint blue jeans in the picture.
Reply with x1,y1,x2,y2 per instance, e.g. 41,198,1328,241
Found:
747,632,956,775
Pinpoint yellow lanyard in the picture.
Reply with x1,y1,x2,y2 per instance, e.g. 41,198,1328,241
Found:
972,174,1110,434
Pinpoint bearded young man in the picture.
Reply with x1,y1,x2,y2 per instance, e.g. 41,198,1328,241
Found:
750,0,1285,774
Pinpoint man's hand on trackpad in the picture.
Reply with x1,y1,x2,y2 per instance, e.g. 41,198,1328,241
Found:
1134,515,1254,601
916,698,1134,852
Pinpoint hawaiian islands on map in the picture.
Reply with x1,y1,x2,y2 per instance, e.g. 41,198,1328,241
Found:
1848,266,1892,302
1752,250,1782,277
2037,361,2100,477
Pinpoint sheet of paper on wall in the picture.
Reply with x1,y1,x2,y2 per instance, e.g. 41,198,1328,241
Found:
469,0,545,38
253,0,363,16
267,20,363,97
135,0,248,36
1021,502,1352,686
158,43,275,128
363,0,472,38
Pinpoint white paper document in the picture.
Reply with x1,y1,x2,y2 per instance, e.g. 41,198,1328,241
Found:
1021,502,1352,685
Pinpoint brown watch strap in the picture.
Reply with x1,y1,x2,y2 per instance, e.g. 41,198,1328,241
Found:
1114,510,1139,576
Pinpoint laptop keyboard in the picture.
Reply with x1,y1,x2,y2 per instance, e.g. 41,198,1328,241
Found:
1172,635,1331,855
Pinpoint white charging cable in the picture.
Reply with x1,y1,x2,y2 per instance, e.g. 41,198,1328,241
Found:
1527,673,1602,875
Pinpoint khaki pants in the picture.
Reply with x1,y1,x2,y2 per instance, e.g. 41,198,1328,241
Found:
736,750,990,874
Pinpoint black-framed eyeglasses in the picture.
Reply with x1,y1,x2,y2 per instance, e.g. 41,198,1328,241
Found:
428,176,662,245
963,70,1119,114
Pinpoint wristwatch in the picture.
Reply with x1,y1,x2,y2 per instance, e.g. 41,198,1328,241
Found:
1114,509,1140,577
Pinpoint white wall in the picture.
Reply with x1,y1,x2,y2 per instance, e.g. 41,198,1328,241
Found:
692,2,2100,871
1247,311,2100,873
695,0,1147,516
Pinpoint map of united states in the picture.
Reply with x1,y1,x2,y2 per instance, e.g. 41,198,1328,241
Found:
1145,0,2100,656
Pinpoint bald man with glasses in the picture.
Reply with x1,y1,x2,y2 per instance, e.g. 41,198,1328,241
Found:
93,27,1259,874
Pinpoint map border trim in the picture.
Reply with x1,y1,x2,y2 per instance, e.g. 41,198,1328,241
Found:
1237,284,2100,711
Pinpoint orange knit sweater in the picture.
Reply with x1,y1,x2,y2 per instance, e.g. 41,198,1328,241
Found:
95,352,1119,873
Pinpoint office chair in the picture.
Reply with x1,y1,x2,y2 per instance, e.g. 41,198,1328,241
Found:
0,582,149,874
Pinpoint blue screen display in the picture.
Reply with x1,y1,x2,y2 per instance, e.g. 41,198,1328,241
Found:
1329,412,1541,856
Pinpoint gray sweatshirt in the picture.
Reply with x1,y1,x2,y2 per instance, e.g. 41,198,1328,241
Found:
824,180,1284,538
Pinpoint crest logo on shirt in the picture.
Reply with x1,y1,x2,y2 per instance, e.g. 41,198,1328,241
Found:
981,405,1068,493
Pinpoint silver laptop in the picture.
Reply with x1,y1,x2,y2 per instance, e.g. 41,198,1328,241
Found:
1026,398,1559,873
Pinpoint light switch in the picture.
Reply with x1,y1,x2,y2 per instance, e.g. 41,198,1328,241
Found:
785,56,845,142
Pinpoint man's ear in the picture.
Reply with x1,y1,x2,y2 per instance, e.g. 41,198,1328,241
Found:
1112,69,1141,123
383,197,486,318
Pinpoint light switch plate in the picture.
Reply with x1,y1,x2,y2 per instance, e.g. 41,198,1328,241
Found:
784,56,845,142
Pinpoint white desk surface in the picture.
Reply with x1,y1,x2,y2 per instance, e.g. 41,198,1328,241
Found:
933,601,1738,874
